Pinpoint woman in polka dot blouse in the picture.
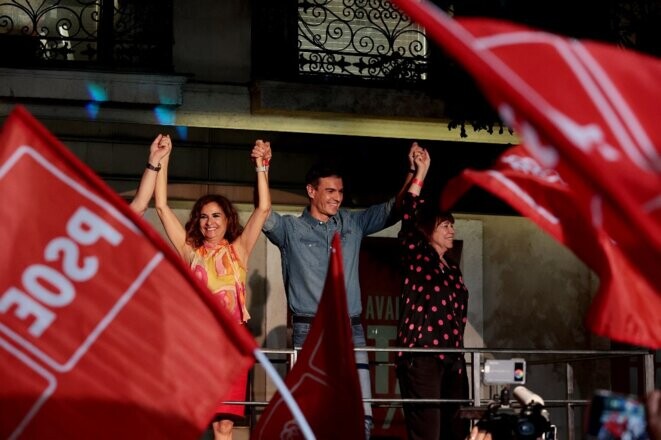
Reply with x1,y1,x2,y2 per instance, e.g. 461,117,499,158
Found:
396,143,470,440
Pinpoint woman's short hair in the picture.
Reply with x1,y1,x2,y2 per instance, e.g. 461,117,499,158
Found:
416,201,455,241
184,194,243,248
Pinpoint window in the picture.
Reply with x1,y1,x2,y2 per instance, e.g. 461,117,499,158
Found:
297,0,429,83
0,0,172,71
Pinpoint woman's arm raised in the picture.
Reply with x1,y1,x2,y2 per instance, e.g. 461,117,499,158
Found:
153,136,190,259
235,140,272,264
129,134,171,215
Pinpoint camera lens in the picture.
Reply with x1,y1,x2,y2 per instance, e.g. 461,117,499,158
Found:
516,419,536,438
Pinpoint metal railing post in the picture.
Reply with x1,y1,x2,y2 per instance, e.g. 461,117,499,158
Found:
473,352,481,407
566,362,575,440
644,352,655,395
292,347,298,367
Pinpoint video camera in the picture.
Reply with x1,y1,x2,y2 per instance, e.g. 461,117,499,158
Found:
476,359,556,440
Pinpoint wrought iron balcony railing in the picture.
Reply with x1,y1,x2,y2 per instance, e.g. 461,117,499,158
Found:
0,0,173,71
297,0,429,84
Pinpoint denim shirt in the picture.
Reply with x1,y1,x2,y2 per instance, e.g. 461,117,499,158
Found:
263,198,397,317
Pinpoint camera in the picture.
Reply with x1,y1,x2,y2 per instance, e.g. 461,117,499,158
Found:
476,359,555,440
476,388,554,440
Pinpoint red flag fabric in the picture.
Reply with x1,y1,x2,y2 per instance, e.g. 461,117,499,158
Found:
252,233,364,439
442,145,661,348
390,0,661,347
390,0,661,317
0,106,257,439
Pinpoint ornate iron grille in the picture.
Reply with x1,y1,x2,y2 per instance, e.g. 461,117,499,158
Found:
298,0,429,83
0,0,172,70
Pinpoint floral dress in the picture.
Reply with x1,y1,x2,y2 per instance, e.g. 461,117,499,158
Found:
188,239,250,418
189,240,250,324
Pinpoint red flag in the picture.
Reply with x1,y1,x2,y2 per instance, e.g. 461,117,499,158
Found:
0,106,257,439
442,145,661,348
390,0,661,308
252,233,364,439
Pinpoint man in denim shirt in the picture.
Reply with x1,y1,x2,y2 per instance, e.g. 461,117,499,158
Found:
263,149,418,439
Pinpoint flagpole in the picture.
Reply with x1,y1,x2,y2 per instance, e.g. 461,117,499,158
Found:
253,348,316,440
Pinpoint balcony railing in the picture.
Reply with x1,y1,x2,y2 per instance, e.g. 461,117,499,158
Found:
0,0,172,71
297,0,429,84
238,347,656,440
298,0,429,82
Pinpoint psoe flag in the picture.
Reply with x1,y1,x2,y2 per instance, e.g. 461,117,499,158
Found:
0,106,257,439
391,0,661,298
442,146,661,348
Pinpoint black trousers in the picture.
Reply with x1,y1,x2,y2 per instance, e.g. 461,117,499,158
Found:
397,355,470,440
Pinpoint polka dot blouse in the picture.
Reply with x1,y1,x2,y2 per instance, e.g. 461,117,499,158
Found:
397,193,469,361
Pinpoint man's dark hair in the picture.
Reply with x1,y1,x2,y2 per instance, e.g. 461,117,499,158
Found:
304,163,343,188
